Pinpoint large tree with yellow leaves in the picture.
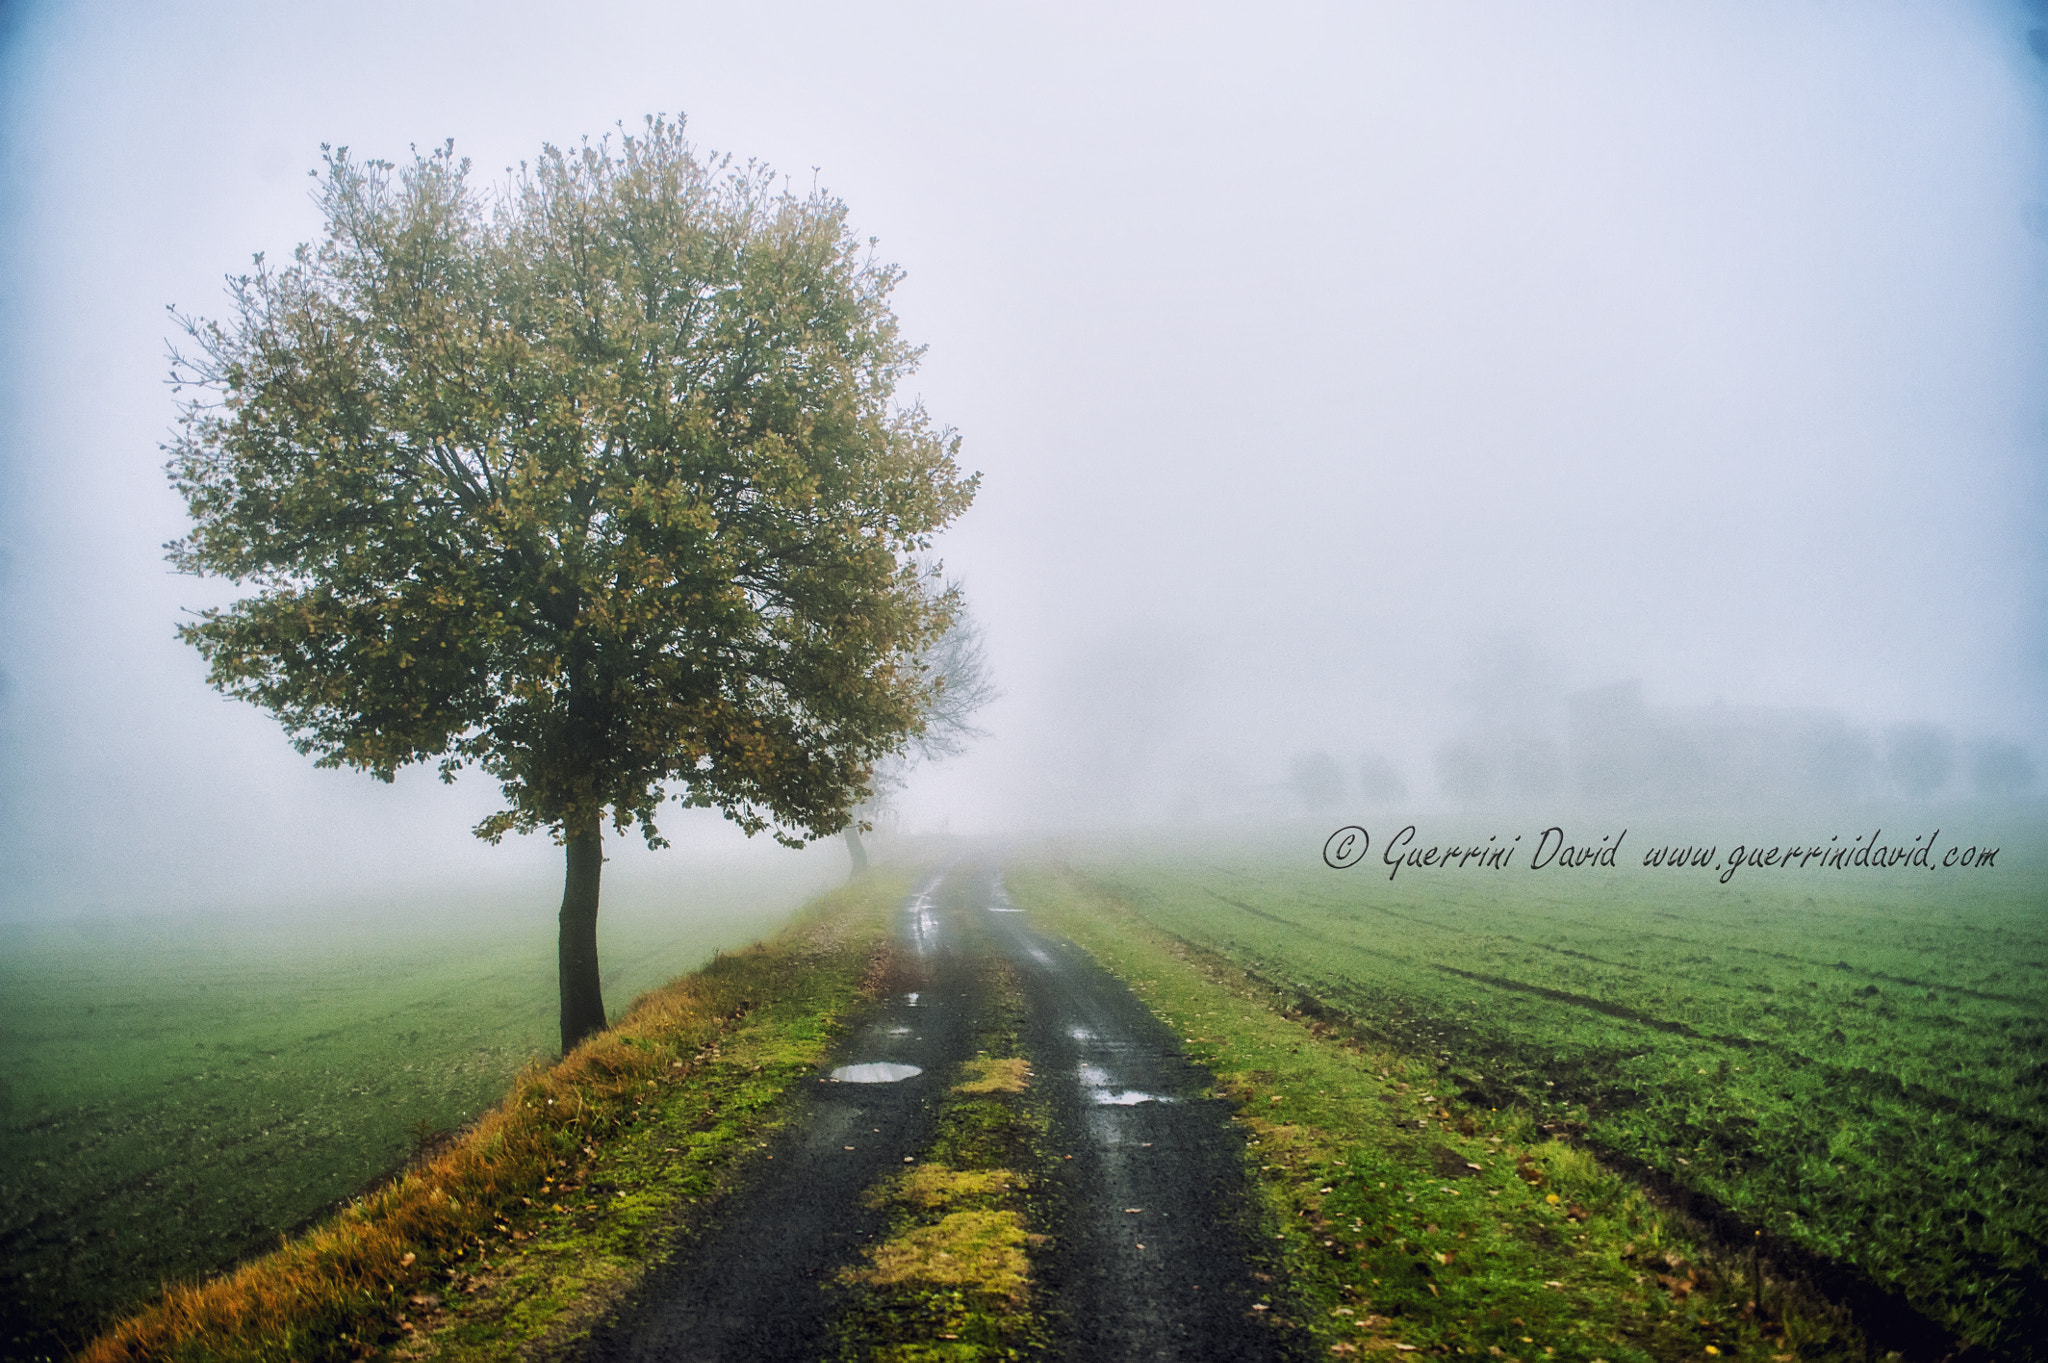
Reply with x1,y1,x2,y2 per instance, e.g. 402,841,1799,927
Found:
166,120,976,1051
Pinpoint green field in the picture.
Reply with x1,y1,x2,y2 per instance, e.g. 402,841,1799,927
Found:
0,855,837,1358
1042,810,2048,1358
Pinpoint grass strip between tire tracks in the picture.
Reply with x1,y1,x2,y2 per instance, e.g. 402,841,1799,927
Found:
78,869,912,1363
1010,861,1873,1363
829,955,1052,1361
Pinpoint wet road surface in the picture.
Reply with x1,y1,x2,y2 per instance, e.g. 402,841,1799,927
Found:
580,864,1285,1362
982,872,1282,1360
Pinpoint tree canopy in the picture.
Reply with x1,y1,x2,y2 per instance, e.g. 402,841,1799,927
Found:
167,119,977,1048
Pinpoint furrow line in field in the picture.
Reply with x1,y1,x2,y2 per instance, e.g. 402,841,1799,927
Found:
1429,964,1728,1039
1529,928,2039,1006
1425,965,2048,1142
1323,961,2048,1147
1204,889,1306,927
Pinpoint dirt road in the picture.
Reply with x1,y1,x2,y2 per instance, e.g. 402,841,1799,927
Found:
580,862,1291,1361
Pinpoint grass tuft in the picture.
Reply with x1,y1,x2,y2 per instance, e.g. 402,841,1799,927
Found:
953,1058,1032,1095
852,1208,1034,1306
891,1166,1022,1211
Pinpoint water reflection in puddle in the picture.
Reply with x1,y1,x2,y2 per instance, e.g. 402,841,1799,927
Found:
1078,1061,1170,1106
830,1063,924,1083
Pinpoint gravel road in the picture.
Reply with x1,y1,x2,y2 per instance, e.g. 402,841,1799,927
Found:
580,863,1289,1362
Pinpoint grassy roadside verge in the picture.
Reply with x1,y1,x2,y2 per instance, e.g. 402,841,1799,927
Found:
80,868,913,1363
829,956,1052,1362
1009,861,1854,1363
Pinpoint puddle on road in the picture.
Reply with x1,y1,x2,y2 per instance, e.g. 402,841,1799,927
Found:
1079,1061,1172,1106
830,1063,924,1083
1094,1089,1166,1106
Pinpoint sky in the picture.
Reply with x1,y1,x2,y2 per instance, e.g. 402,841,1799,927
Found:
2,0,2045,916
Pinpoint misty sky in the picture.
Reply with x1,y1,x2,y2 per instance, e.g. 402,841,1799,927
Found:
2,1,2044,915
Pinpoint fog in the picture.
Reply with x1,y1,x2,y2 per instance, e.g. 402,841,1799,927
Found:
3,1,2044,919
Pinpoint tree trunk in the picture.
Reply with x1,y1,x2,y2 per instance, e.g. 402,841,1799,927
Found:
843,825,869,877
558,818,607,1054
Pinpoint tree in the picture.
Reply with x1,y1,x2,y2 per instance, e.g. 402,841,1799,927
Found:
1883,723,1956,800
840,596,996,873
165,120,978,1052
1286,750,1346,813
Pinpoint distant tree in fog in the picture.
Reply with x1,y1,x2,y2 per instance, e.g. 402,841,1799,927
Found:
164,123,976,1052
1563,682,1881,807
841,600,995,874
1884,723,1956,799
1436,742,1490,804
1288,751,1346,811
1497,736,1565,800
1355,753,1408,804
